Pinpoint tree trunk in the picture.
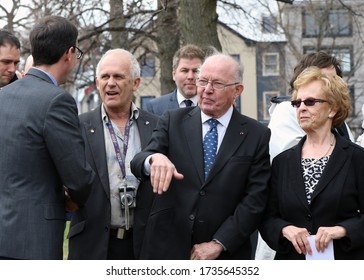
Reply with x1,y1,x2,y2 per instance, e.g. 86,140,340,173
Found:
157,0,180,95
179,0,221,51
109,0,128,49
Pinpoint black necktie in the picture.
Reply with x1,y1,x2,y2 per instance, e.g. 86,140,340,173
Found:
184,99,193,107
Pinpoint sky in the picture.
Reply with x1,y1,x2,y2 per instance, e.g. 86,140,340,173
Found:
217,0,285,42
0,0,284,43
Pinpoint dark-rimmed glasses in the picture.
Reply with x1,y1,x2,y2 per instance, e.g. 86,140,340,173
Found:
196,79,239,90
72,46,83,59
291,98,328,108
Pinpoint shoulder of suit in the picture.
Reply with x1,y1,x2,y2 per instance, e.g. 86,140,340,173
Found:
138,108,159,122
149,91,175,103
238,112,268,130
79,105,101,122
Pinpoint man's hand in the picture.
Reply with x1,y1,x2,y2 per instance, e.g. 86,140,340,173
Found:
149,153,184,194
190,241,224,260
64,188,79,212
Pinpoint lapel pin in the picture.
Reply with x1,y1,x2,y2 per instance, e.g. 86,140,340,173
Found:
145,121,150,125
239,132,244,135
90,129,95,133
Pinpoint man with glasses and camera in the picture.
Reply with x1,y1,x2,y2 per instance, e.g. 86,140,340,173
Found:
67,49,158,260
131,53,270,260
0,15,94,260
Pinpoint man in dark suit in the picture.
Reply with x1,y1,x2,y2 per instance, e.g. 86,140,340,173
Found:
67,49,158,260
0,16,94,260
145,44,205,116
0,29,20,88
131,53,271,260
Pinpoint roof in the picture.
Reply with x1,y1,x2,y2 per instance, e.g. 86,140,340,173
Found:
217,0,287,42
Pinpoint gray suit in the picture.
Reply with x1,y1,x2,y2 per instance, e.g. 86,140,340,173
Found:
68,105,158,259
145,90,179,116
0,68,94,259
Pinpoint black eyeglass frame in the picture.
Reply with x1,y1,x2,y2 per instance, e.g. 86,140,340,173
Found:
291,98,328,108
196,79,239,90
72,46,84,59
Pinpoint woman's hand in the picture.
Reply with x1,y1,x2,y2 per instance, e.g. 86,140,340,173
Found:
282,225,312,255
315,226,346,252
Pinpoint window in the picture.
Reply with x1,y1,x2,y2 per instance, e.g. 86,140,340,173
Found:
140,55,155,77
303,9,351,37
262,16,276,33
234,96,241,113
140,96,155,110
349,85,355,117
263,91,279,120
304,47,353,74
262,53,279,76
231,54,240,62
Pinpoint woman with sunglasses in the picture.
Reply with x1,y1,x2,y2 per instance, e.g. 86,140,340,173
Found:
260,66,364,260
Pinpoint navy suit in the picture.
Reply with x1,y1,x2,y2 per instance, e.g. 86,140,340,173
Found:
145,90,179,116
67,105,158,259
0,68,94,259
131,106,271,259
260,133,364,260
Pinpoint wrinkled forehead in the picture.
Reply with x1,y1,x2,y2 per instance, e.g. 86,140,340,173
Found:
199,57,235,80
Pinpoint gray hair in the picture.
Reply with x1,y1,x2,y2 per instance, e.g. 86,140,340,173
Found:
96,48,140,80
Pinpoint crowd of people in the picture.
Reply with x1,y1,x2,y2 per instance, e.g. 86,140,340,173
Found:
0,15,364,260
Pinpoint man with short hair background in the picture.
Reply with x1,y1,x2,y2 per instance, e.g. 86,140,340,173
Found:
0,29,20,88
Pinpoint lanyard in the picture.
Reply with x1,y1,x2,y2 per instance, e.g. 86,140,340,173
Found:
105,115,132,179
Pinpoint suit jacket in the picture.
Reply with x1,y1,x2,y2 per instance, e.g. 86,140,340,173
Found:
131,106,271,259
145,90,179,116
260,133,364,260
67,105,158,259
0,68,94,259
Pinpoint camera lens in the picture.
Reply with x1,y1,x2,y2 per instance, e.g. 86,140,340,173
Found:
120,193,133,206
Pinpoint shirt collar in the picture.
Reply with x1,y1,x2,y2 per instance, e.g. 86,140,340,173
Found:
176,89,198,106
101,102,139,123
201,105,233,128
33,67,58,86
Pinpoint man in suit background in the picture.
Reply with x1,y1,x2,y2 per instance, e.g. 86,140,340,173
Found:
68,49,158,260
145,44,205,116
0,15,94,259
131,53,271,260
0,29,20,88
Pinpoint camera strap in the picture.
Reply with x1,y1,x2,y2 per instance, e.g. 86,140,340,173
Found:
105,115,132,179
106,114,133,229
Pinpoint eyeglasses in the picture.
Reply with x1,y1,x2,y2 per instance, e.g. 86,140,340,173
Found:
291,98,328,108
196,79,239,90
72,46,83,59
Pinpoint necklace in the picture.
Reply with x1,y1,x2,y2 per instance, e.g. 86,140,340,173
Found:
302,134,335,169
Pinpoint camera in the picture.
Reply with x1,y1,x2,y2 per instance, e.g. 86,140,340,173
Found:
119,186,136,209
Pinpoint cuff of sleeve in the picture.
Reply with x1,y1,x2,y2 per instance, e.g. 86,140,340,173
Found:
213,239,227,251
143,155,153,175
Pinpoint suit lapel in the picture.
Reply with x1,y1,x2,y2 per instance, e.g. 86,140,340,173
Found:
310,135,350,203
168,90,179,110
205,109,246,184
136,111,156,148
183,107,205,183
82,107,110,198
288,140,310,210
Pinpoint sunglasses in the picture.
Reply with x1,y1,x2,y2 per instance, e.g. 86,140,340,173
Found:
291,98,328,108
